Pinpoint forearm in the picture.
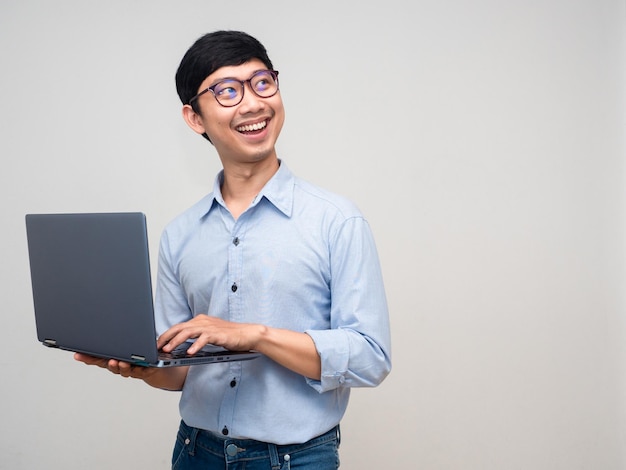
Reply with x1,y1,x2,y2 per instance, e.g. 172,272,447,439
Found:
141,365,189,391
253,326,321,380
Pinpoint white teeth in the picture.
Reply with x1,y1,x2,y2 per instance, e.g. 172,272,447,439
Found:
237,120,267,132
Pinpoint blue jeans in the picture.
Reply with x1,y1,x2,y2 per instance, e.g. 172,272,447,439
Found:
171,420,341,469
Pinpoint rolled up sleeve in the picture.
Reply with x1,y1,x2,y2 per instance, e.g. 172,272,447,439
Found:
305,217,392,393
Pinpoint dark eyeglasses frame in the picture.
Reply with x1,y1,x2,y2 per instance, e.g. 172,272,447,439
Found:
188,70,280,108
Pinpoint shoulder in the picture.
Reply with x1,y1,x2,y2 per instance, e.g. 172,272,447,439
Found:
292,176,363,221
160,193,215,244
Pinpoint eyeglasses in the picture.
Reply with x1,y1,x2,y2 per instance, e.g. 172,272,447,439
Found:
188,70,280,108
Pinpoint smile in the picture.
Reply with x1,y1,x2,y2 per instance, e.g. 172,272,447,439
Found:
236,120,268,133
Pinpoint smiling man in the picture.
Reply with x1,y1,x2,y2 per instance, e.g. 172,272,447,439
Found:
75,30,391,469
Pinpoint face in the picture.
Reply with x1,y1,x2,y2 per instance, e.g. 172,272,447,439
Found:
183,59,285,167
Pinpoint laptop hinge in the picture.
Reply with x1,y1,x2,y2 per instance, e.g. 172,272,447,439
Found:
131,354,146,362
43,339,57,347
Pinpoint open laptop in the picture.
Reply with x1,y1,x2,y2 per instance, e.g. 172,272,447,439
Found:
25,212,260,367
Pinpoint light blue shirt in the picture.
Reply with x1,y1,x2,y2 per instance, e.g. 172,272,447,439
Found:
155,161,391,444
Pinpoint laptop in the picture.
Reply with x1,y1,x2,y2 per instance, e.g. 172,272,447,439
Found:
25,212,261,367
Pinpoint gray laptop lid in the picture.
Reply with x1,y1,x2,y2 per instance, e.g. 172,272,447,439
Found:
25,212,260,367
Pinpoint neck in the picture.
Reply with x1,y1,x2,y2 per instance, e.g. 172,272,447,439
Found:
220,157,280,219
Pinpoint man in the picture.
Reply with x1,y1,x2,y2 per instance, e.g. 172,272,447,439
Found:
76,30,391,469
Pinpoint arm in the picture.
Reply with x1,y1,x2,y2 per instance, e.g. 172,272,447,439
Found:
157,316,321,380
255,327,321,380
305,216,392,392
73,353,189,391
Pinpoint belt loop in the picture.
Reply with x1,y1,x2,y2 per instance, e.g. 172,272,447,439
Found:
187,427,199,457
268,443,280,470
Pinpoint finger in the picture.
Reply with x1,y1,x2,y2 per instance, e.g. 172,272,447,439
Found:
74,353,109,368
186,333,214,354
117,361,134,378
157,324,187,350
156,332,173,350
161,328,204,352
106,359,122,374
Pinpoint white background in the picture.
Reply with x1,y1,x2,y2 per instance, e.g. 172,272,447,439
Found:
1,1,624,468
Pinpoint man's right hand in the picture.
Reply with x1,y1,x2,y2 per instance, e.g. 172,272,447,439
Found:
74,353,188,390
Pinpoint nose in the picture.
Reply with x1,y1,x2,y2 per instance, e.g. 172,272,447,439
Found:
237,82,265,113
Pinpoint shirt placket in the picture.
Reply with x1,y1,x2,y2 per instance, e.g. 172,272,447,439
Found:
219,217,246,437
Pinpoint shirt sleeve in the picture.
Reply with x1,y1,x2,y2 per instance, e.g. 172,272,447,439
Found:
154,229,193,336
305,216,392,393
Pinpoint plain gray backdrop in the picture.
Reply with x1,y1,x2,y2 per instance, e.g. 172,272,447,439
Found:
1,0,624,468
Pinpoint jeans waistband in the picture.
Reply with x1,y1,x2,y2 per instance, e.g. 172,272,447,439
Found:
180,420,340,457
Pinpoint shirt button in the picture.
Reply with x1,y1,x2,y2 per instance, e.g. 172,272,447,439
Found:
230,379,237,388
231,283,238,292
222,426,229,436
233,237,240,246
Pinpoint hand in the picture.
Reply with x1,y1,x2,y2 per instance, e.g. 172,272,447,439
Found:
157,314,264,355
74,353,160,380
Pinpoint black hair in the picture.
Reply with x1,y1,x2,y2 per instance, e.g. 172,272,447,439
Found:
176,30,274,113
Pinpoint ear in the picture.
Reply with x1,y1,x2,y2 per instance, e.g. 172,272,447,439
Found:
181,104,208,135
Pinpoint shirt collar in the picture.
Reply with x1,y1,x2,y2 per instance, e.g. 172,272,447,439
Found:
201,160,295,219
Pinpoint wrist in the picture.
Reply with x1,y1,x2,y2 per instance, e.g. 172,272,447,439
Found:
250,323,270,351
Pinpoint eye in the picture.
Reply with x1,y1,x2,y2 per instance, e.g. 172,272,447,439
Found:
214,81,240,101
255,78,270,92
252,72,276,94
